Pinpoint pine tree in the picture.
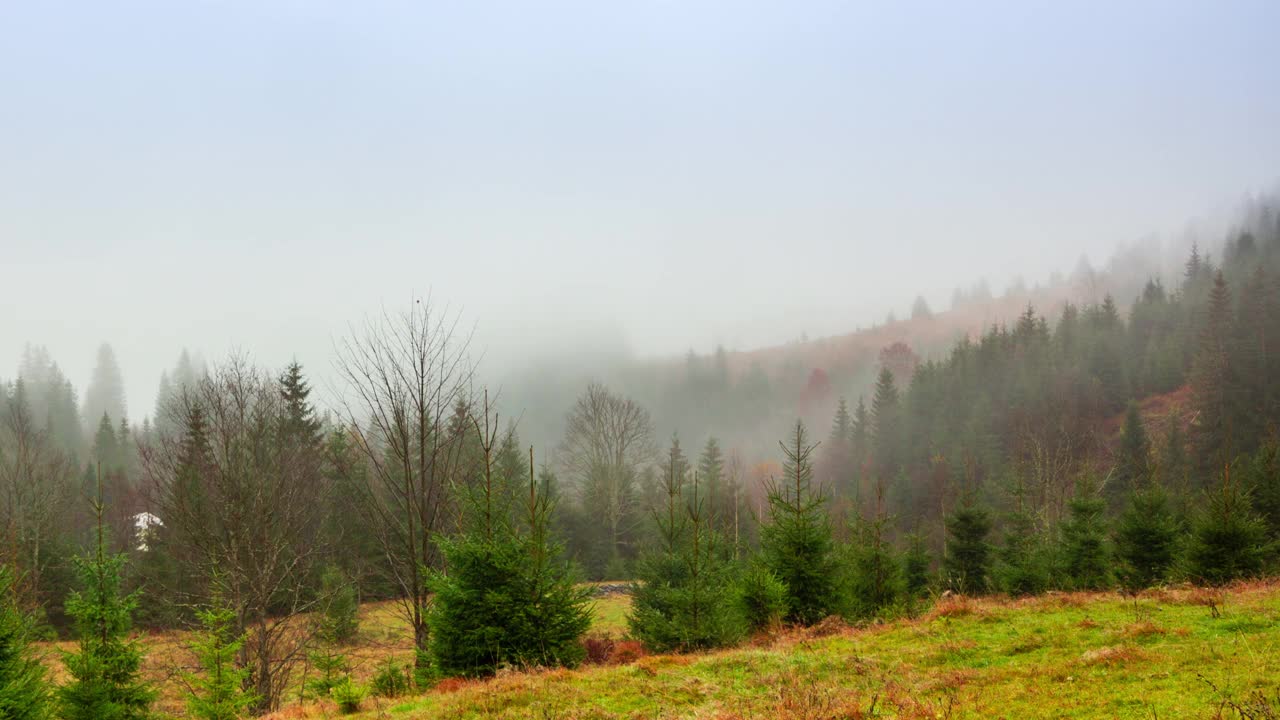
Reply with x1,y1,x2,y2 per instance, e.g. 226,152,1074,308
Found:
997,509,1048,596
318,566,359,645
850,397,871,499
1061,482,1111,590
58,470,155,720
630,466,744,652
761,421,839,625
1243,441,1280,544
1188,465,1268,586
185,596,255,720
0,566,51,720
902,532,932,603
870,368,901,483
943,503,992,595
1114,487,1178,591
82,344,126,437
1233,267,1274,449
1191,271,1243,469
279,361,322,449
843,485,901,619
696,437,725,525
824,399,855,497
429,410,591,676
1113,401,1151,500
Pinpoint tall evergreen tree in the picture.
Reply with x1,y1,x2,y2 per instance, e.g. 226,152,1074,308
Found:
0,566,51,720
278,361,322,447
1190,271,1243,469
761,421,839,625
870,368,901,484
1113,402,1151,500
696,437,725,525
82,344,126,437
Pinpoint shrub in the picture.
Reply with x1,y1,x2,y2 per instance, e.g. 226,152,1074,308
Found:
306,646,349,699
370,659,411,698
330,676,366,714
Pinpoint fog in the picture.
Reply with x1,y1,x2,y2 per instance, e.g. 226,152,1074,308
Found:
3,1,1279,435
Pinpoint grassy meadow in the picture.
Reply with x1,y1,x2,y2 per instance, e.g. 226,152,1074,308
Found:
37,582,1280,719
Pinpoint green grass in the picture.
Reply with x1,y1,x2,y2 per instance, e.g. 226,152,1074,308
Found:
589,593,632,636
337,581,1280,719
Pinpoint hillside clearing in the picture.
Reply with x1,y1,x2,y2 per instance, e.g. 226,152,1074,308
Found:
226,581,1280,719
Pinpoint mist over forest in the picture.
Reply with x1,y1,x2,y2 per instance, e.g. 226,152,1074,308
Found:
5,2,1280,717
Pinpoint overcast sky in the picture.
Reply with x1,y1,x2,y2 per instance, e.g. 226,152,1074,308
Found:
3,0,1279,419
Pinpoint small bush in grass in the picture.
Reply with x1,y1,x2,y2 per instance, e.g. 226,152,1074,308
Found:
330,676,366,714
370,659,411,698
306,646,349,699
581,635,616,665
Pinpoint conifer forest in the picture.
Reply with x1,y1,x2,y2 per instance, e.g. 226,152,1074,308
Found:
4,2,1280,718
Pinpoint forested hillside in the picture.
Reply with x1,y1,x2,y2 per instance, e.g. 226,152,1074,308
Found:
2,198,1279,716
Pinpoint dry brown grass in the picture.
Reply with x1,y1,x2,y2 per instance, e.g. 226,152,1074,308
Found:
1078,644,1145,666
924,595,980,621
1118,620,1166,640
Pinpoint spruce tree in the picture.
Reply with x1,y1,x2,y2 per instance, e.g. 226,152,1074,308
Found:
1061,481,1111,590
944,503,992,594
1113,401,1151,500
760,421,840,625
429,409,591,676
318,566,359,645
185,595,255,720
1190,271,1243,469
58,471,155,720
630,466,744,652
1114,487,1178,591
1188,465,1268,586
997,509,1048,596
870,368,901,483
696,437,725,525
0,566,51,720
843,487,901,619
1243,441,1280,544
902,532,932,606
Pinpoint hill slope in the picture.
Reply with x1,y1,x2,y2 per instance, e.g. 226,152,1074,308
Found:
274,581,1279,719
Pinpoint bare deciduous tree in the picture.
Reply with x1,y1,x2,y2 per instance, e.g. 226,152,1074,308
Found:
332,298,477,668
141,356,324,712
557,383,655,564
0,380,75,603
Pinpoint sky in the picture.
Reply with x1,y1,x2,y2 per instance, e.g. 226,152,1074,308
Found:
2,0,1279,420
